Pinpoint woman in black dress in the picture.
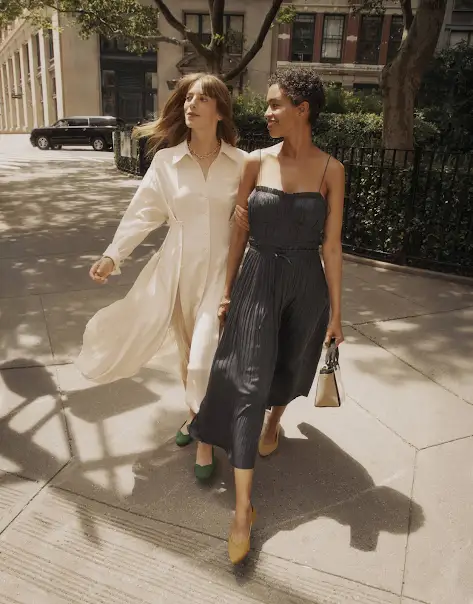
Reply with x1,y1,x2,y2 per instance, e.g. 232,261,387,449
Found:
189,66,345,564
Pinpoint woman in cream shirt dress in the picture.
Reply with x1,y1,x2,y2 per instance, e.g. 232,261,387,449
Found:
76,73,246,475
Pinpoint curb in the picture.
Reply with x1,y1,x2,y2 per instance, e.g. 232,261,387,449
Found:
343,253,473,286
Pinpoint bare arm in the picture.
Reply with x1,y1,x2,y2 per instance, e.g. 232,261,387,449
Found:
321,158,345,345
219,152,260,321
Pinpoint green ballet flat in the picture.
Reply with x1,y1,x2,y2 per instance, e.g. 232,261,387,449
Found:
194,448,216,481
175,422,193,447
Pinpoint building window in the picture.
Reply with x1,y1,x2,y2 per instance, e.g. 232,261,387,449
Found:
291,14,316,62
449,30,473,45
387,16,404,63
453,0,473,9
145,71,158,120
321,15,345,63
25,44,31,79
35,33,41,70
102,69,116,116
184,13,244,55
185,13,211,49
357,15,383,64
47,29,54,62
225,15,244,54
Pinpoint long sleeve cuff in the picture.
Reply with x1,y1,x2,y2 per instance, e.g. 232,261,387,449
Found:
102,244,121,275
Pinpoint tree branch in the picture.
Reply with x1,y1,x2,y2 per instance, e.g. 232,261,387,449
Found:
223,0,283,81
209,0,224,52
400,0,414,30
153,0,211,58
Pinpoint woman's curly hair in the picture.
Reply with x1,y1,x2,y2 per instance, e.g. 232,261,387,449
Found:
268,66,325,128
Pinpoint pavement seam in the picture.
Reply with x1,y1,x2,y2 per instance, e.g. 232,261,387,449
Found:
417,432,473,453
347,394,418,451
0,462,70,538
48,482,402,600
350,324,473,407
400,449,420,603
349,303,473,327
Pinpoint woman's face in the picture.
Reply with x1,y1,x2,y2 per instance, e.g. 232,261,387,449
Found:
264,83,306,139
184,80,220,132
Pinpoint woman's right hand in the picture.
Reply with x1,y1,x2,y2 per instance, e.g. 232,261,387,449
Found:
217,297,231,332
234,205,249,231
89,257,115,284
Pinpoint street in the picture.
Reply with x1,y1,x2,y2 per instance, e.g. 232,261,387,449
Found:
1,134,473,604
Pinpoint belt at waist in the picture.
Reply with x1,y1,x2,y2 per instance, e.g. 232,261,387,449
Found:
249,240,320,256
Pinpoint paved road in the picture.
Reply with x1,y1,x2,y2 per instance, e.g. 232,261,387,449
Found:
1,134,473,604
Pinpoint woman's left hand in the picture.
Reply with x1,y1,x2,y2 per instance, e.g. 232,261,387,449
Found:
325,318,344,347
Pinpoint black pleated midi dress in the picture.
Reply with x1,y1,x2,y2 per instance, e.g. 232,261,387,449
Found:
189,185,330,470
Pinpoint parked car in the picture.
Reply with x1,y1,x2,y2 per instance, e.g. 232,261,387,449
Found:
30,116,124,151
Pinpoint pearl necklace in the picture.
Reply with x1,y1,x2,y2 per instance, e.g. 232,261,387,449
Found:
188,140,221,160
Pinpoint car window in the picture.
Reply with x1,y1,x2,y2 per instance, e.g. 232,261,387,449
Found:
68,118,89,127
56,120,68,127
90,117,116,127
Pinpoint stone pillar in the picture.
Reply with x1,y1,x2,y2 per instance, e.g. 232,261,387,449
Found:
11,52,22,129
28,37,40,128
52,12,64,119
1,63,9,130
38,29,50,125
19,44,30,129
5,58,15,128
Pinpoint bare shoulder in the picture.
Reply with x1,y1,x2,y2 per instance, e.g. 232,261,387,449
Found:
325,154,345,180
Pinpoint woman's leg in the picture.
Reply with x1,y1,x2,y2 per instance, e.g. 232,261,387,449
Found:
232,468,254,538
196,441,213,465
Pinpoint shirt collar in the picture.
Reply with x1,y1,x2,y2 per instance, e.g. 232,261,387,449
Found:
172,139,240,164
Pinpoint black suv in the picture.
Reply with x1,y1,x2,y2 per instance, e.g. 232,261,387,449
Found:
30,116,123,151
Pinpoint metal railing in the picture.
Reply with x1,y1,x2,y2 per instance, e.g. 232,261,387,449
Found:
113,130,473,276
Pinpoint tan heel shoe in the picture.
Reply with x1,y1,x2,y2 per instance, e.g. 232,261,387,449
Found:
258,423,281,457
228,506,256,565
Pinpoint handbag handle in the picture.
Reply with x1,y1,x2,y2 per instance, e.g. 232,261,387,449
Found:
324,337,339,369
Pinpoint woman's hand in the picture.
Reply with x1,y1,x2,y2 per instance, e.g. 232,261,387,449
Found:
89,257,115,284
325,317,344,347
217,297,231,332
234,205,249,231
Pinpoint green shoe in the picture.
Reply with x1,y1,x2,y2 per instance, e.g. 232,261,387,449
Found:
194,448,216,481
176,422,193,447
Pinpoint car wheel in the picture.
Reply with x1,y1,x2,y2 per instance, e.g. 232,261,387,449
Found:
37,136,50,150
91,137,105,151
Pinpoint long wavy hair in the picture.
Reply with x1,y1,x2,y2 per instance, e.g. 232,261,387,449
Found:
134,73,238,156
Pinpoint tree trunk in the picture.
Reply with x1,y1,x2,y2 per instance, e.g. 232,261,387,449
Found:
381,0,447,150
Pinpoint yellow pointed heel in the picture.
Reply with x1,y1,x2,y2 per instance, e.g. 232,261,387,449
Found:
228,506,256,565
258,423,281,457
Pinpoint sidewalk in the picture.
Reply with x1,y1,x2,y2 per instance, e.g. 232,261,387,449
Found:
1,135,473,604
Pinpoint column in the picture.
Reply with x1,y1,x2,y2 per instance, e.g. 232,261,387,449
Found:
314,13,324,63
379,15,392,65
1,63,9,130
5,57,14,128
343,11,360,63
52,11,64,118
19,44,30,129
11,52,22,129
27,37,40,128
277,23,291,61
38,29,50,125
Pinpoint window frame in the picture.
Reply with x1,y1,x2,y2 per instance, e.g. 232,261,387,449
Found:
320,14,346,64
183,12,244,55
290,13,317,63
387,15,404,63
356,14,383,65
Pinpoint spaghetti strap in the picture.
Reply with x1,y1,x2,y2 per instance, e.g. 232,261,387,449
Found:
319,156,331,193
256,148,262,187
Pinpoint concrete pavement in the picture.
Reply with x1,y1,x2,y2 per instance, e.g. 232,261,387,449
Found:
1,135,473,604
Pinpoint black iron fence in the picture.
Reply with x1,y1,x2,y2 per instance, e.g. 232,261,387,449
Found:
113,130,473,277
